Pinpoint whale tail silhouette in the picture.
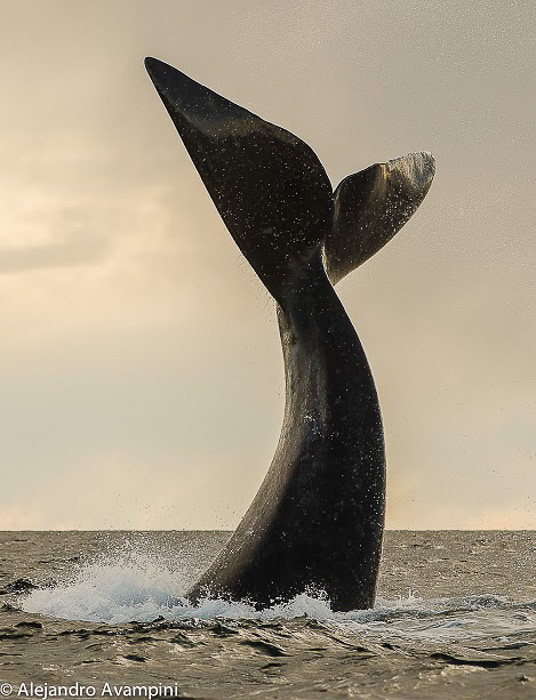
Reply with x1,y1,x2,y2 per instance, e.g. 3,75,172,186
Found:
145,57,332,304
145,58,434,295
327,152,435,283
145,58,435,611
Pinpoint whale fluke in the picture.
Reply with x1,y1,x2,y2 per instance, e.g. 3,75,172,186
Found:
327,152,436,283
144,57,332,304
145,58,435,611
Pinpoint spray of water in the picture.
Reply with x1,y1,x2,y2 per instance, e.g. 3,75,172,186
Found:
21,538,536,648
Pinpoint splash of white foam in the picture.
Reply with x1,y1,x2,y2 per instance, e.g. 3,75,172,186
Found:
22,550,185,624
21,549,336,624
21,545,536,645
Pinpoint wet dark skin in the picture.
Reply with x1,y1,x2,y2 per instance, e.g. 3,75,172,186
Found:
145,57,435,610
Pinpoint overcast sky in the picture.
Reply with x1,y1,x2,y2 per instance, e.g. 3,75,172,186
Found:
0,1,534,530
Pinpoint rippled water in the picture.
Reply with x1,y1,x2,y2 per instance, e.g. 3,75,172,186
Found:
2,531,536,699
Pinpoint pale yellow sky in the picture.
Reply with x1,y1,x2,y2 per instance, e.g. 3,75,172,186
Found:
0,1,534,529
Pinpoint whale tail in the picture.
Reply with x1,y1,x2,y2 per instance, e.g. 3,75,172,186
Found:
145,59,436,610
327,152,436,283
145,57,332,303
145,58,435,295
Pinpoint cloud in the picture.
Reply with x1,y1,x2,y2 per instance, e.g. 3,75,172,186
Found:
0,1,534,530
0,231,108,274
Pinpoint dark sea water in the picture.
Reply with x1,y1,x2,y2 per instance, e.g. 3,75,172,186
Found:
1,530,536,699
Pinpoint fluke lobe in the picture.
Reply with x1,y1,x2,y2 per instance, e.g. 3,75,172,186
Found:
145,57,435,611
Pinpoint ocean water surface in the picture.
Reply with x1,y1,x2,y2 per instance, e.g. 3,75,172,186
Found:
1,531,536,699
